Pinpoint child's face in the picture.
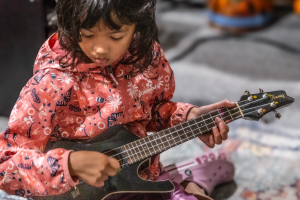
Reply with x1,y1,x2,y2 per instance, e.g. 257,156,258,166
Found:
78,16,136,66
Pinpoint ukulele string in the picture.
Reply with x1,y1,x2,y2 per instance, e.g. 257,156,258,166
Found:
77,98,269,184
111,99,268,165
112,111,241,165
102,98,264,156
108,99,265,161
117,114,244,168
115,102,270,166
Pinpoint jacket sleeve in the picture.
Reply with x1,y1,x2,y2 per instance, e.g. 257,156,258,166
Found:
146,51,196,132
0,69,78,197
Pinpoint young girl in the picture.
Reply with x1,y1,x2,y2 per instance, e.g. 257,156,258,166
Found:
0,0,235,199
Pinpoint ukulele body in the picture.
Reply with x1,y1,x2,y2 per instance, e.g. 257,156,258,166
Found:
33,125,174,200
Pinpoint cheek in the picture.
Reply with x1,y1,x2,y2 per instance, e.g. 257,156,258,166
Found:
78,42,92,56
112,40,131,58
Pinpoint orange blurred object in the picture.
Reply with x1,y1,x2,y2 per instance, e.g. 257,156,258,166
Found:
208,0,274,17
295,0,300,14
207,0,274,33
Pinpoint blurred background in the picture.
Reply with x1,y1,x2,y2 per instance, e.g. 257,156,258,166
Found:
0,0,300,199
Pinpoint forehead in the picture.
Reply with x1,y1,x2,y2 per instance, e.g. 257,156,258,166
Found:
81,11,126,32
83,19,125,33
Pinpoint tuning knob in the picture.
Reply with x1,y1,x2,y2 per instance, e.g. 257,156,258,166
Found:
243,90,250,95
259,88,264,93
263,93,268,99
258,108,266,115
270,101,278,108
273,110,281,119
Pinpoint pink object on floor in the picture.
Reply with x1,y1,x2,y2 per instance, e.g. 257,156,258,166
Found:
164,151,235,196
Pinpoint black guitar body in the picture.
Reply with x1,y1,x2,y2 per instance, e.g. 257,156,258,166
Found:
33,125,174,200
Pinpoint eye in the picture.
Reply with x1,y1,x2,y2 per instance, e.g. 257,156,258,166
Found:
82,34,93,38
111,37,123,41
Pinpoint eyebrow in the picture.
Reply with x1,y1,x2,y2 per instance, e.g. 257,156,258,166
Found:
110,29,125,33
83,28,125,33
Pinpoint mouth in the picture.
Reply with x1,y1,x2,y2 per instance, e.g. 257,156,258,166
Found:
94,58,109,65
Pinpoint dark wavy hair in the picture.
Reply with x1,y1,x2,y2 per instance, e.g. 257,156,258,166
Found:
56,0,161,76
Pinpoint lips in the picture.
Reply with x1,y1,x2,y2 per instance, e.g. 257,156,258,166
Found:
94,58,109,65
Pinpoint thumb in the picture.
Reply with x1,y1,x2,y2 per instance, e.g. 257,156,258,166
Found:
109,157,120,169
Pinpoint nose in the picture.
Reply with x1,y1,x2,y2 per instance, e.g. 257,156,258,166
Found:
92,44,109,57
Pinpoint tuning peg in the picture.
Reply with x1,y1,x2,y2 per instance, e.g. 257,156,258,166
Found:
259,88,264,93
243,90,250,95
273,110,281,119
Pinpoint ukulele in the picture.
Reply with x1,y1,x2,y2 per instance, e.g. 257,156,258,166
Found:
33,90,294,200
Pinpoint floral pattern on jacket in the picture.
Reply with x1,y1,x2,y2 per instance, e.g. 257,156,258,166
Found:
0,33,195,197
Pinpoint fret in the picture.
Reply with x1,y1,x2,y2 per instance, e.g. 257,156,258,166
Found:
201,116,210,130
182,122,195,139
144,137,156,155
208,110,217,122
225,107,234,120
175,125,189,143
169,127,182,144
187,120,200,137
218,108,232,124
129,142,140,162
231,111,242,121
121,145,132,164
209,112,215,122
193,118,203,135
126,143,137,163
148,135,160,153
158,131,172,149
153,133,163,151
226,106,241,121
122,145,134,164
209,112,217,129
194,117,209,133
140,138,151,157
158,142,167,152
135,139,148,158
203,114,214,127
217,108,225,122
164,128,177,147
132,141,143,160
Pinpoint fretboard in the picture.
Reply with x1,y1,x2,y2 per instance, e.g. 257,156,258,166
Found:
121,105,242,164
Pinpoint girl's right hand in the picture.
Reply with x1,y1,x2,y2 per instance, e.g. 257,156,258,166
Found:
68,151,120,187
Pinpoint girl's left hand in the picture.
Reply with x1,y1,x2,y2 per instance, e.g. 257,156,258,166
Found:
187,99,236,148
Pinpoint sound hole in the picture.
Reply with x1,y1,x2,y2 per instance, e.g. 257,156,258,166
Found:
103,149,124,170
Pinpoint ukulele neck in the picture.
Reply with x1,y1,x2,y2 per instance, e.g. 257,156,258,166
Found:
121,105,242,165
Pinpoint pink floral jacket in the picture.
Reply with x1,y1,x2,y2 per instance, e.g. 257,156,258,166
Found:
0,33,195,197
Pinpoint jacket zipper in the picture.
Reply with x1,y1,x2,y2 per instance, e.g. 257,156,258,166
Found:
107,65,119,86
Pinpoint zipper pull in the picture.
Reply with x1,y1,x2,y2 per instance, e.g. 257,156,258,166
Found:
71,185,80,198
107,65,119,86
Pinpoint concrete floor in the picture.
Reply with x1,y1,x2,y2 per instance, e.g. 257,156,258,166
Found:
156,3,300,199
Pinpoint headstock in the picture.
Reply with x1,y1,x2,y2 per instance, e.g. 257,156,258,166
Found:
238,89,294,121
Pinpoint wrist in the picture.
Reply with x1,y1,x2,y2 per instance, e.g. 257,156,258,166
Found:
68,152,77,176
187,107,199,121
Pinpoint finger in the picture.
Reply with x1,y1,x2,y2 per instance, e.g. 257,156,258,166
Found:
212,126,222,145
209,135,215,148
218,121,228,141
95,173,109,186
199,134,210,147
105,165,118,177
109,157,120,170
215,117,229,140
84,175,105,188
94,180,105,188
